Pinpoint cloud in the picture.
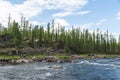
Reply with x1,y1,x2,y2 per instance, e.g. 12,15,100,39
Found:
29,21,45,26
79,19,107,29
40,0,88,11
54,18,70,27
79,23,94,29
116,11,120,20
52,11,90,18
77,11,90,15
0,0,89,27
0,0,42,27
111,32,120,41
95,19,107,26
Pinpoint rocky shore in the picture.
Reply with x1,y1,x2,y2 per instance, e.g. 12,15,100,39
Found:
0,54,107,65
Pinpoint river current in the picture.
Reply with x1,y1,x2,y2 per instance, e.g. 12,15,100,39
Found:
0,58,120,80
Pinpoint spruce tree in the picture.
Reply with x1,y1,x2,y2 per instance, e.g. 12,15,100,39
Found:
11,21,22,46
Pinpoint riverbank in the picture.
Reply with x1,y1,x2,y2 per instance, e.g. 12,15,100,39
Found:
0,53,120,65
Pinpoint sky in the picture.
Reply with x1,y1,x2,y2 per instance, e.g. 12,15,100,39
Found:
0,0,120,37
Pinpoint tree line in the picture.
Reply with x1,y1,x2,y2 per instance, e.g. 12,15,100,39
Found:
0,15,120,54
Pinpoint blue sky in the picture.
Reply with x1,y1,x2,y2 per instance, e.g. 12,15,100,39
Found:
0,0,120,37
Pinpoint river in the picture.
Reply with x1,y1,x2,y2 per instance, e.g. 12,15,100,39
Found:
0,58,120,80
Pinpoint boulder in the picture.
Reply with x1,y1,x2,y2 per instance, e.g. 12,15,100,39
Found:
48,65,63,69
32,56,42,62
11,60,17,64
32,56,38,61
63,59,72,62
45,56,59,62
16,59,29,63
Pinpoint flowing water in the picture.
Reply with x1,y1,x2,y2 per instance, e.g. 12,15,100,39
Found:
0,58,120,80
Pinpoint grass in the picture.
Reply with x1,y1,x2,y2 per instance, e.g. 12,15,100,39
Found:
0,53,120,60
105,54,120,58
54,54,71,59
0,54,21,60
0,54,46,60
0,53,72,60
27,54,46,59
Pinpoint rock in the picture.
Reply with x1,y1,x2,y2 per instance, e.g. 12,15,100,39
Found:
32,56,42,62
9,50,16,55
71,55,83,59
88,54,95,56
45,56,59,62
48,65,63,69
0,58,10,63
64,59,72,62
57,60,63,63
11,60,17,64
32,56,38,61
23,37,30,41
53,65,63,69
16,59,29,63
42,60,46,63
96,55,106,59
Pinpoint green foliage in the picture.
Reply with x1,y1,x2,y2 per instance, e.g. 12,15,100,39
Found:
11,21,22,45
0,15,120,54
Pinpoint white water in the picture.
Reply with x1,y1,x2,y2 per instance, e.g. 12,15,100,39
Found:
0,59,120,80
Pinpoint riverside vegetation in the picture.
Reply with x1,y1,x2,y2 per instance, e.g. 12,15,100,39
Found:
0,15,120,64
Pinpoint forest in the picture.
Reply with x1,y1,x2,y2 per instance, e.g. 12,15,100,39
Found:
0,14,120,55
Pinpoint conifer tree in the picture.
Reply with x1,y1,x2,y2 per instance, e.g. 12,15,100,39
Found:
11,21,22,45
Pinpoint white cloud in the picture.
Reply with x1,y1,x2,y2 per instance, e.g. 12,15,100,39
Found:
29,21,45,26
0,0,89,27
0,0,42,27
40,0,88,11
78,23,93,29
16,1,42,18
76,11,90,15
95,19,107,26
116,11,120,20
79,19,107,29
53,12,72,18
54,18,70,27
112,32,120,41
52,11,90,18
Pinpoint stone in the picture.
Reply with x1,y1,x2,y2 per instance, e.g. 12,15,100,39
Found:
48,65,63,69
32,56,42,62
16,59,29,63
32,56,38,61
72,55,83,59
45,56,59,62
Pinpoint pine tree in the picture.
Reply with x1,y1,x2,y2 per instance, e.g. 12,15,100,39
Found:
11,21,22,46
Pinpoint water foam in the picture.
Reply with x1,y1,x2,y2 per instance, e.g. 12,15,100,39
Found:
77,60,120,69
